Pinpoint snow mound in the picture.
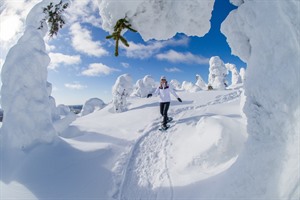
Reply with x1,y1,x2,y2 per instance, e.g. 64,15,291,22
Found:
81,98,106,116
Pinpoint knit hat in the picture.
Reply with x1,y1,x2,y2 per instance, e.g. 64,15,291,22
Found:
160,76,166,80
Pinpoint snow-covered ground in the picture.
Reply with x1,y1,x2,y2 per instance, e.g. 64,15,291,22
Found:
1,88,250,200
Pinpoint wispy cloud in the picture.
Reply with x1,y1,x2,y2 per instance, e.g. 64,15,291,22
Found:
49,52,81,70
65,82,87,90
156,50,209,64
124,37,189,59
81,63,120,76
165,67,182,73
121,62,130,68
70,23,108,57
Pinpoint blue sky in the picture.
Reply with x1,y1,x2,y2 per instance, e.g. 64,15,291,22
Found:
1,0,246,105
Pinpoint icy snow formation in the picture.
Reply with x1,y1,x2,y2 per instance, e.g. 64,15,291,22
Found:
169,79,181,90
221,0,300,198
225,63,242,86
208,56,228,90
239,67,246,83
112,74,133,113
181,81,200,92
195,74,207,90
98,0,215,41
132,75,156,98
0,0,62,149
81,98,106,116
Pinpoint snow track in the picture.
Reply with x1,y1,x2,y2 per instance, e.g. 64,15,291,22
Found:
117,121,175,200
111,90,243,200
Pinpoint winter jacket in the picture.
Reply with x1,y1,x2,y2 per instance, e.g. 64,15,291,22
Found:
153,85,179,102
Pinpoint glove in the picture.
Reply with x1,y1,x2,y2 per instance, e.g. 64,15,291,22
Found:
147,94,152,98
177,98,182,102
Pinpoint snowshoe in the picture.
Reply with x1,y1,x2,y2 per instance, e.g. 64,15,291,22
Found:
161,117,173,124
159,124,170,131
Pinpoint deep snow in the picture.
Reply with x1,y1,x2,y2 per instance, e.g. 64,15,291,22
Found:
1,88,250,200
0,0,299,199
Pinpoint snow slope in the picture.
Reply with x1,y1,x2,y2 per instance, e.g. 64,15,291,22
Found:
1,88,248,200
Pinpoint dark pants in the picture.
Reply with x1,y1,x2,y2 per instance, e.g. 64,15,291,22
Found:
160,102,170,126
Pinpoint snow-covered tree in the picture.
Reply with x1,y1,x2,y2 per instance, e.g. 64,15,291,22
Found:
181,81,200,92
112,74,133,113
81,98,106,116
208,56,228,90
0,0,66,149
221,0,299,198
132,75,155,98
239,67,246,83
195,74,207,90
170,79,181,90
225,63,242,86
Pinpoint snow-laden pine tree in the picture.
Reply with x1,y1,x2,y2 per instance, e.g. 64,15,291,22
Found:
112,74,133,113
208,56,228,90
181,81,200,92
195,74,207,90
132,75,155,97
225,63,242,86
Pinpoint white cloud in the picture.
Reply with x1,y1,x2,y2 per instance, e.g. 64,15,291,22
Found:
156,50,209,64
124,37,189,59
165,67,182,73
65,83,87,90
66,0,100,27
81,63,120,76
49,52,81,70
70,23,108,57
121,62,130,68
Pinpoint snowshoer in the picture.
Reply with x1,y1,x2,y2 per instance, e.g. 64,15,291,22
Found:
147,76,182,130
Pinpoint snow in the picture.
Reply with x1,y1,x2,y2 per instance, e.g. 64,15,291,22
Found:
195,74,207,90
112,74,133,113
239,67,246,83
132,75,156,98
1,88,248,200
208,56,228,90
225,63,242,86
98,0,215,41
221,0,300,198
0,0,299,199
181,81,200,92
0,0,59,149
81,97,106,116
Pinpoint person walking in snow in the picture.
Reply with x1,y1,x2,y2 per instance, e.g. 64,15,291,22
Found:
147,76,182,130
